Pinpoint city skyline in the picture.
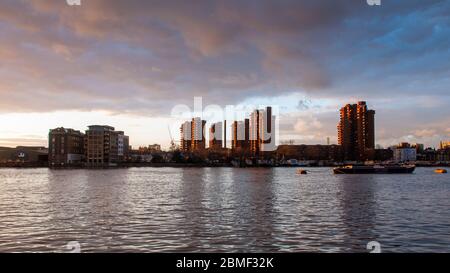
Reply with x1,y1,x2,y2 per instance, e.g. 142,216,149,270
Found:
2,0,450,258
0,99,449,151
3,99,449,167
1,0,449,149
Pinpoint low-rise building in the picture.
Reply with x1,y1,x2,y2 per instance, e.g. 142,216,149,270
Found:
393,143,417,163
49,127,85,166
0,146,48,165
85,125,129,167
437,148,450,162
147,144,161,152
117,131,130,162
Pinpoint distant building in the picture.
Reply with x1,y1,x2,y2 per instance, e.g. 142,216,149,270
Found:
49,127,85,166
421,148,438,161
250,106,276,155
231,119,249,151
140,144,161,152
180,118,206,152
337,101,375,161
397,142,411,148
223,120,227,149
437,149,450,162
249,109,260,154
440,141,450,150
116,131,130,162
393,143,417,162
411,143,425,154
180,121,192,152
209,122,223,150
0,146,48,165
85,125,128,166
436,142,450,162
192,117,206,151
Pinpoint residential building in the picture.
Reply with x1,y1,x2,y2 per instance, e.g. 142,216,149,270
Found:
49,127,85,166
411,143,425,154
223,120,227,149
393,143,417,162
180,118,206,152
209,122,223,150
249,110,260,154
231,119,249,151
180,121,192,152
250,107,276,155
192,117,206,151
117,131,130,162
437,148,450,162
85,125,128,166
337,101,375,161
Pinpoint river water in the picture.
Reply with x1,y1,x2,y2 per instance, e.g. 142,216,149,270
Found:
0,167,449,253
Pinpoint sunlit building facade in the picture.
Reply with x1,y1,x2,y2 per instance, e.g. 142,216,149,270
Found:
180,118,206,152
180,121,192,152
250,107,276,155
191,118,206,151
209,122,223,150
232,119,249,151
338,101,375,161
85,125,128,166
440,141,450,150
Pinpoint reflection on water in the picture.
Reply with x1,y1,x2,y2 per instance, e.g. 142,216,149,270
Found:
336,175,377,252
0,167,449,252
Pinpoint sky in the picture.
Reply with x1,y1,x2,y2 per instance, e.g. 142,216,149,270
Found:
0,0,449,149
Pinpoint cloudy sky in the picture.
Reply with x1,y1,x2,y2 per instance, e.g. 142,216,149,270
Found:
0,0,449,149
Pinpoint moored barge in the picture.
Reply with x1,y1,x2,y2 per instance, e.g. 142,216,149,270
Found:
333,165,415,174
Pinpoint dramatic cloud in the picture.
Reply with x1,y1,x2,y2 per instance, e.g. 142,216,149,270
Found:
0,0,449,147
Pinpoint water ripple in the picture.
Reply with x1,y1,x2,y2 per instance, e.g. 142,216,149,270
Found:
0,167,449,252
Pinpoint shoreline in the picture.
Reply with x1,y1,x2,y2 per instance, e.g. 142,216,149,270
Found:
0,163,449,170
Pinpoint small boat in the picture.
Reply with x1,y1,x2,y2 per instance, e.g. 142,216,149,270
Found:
333,164,415,174
297,169,307,175
435,169,448,174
